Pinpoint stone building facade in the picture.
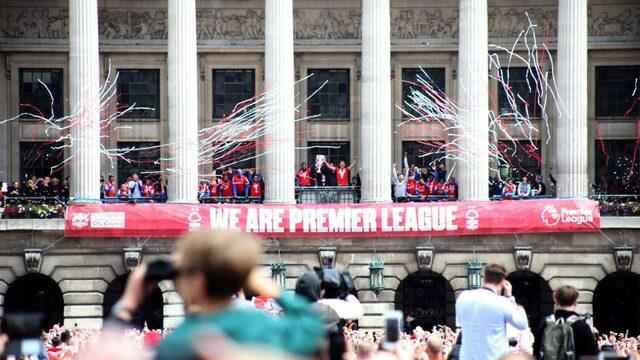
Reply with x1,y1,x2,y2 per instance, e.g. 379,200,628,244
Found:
0,0,639,332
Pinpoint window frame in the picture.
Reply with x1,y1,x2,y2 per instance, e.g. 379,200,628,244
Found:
595,65,640,120
18,68,64,121
401,67,446,120
115,69,161,120
306,68,351,121
116,141,161,185
496,67,543,119
19,141,66,178
306,141,351,166
212,69,256,121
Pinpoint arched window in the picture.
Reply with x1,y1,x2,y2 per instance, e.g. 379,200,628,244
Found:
4,274,63,331
507,270,554,331
395,270,455,331
593,271,640,336
103,274,164,329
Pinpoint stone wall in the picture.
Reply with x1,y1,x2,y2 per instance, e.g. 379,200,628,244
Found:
0,224,637,329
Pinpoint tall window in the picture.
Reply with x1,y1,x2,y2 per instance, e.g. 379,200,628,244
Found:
213,69,255,119
307,141,350,166
19,69,63,119
402,141,446,169
116,142,161,185
497,67,542,117
595,140,640,194
402,68,446,119
19,142,65,178
497,140,541,180
116,69,160,119
596,66,640,118
212,141,257,170
307,69,350,120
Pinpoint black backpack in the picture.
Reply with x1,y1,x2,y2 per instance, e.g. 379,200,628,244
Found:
542,314,582,360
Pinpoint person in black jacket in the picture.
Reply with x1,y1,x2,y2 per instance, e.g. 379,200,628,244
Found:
533,285,599,360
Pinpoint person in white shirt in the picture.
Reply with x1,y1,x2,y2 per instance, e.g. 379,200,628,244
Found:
128,173,143,199
456,263,529,360
517,177,532,198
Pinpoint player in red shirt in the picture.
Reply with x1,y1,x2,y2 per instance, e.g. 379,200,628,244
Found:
326,160,356,187
249,174,263,201
296,162,313,187
209,176,219,198
220,175,233,200
232,170,250,198
143,178,156,198
406,177,417,196
416,178,428,200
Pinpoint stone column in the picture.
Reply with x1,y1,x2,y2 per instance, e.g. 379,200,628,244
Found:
456,0,489,201
69,0,101,202
264,0,296,204
556,0,588,198
168,0,199,203
360,0,392,203
0,57,7,182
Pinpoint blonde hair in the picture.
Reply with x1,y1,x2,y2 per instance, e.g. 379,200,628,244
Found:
175,231,261,299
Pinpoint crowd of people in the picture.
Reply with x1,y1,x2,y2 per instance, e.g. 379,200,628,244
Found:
489,175,549,199
3,253,636,360
0,175,69,218
392,157,457,202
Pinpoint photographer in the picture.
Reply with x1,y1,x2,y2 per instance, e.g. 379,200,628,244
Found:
109,230,324,360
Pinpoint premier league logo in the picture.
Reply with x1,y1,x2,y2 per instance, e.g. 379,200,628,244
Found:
541,205,561,226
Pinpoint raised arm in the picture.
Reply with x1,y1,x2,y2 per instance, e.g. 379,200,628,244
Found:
403,156,409,179
348,160,357,170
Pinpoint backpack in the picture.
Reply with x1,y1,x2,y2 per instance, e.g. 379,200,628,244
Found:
542,314,582,360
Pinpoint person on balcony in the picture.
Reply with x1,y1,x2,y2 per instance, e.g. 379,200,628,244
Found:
209,176,219,202
103,175,117,198
443,177,458,200
326,160,356,187
143,178,156,198
392,155,410,202
416,178,428,201
7,181,22,197
198,181,210,202
232,170,250,199
249,174,264,202
117,183,130,200
502,179,516,198
296,162,313,187
220,174,233,201
531,175,546,197
517,177,532,198
128,173,143,199
24,179,38,197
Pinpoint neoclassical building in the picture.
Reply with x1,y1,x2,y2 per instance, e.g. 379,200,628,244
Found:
0,0,639,333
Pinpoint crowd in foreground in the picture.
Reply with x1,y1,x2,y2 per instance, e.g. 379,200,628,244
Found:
0,230,635,360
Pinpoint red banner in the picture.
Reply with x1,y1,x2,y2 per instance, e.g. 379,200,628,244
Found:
64,199,600,238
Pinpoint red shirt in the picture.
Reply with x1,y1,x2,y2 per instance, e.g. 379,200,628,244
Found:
250,182,263,197
104,182,116,197
221,181,233,197
336,168,350,186
232,175,249,193
144,184,156,196
416,182,427,195
209,181,219,196
406,179,417,195
297,169,312,186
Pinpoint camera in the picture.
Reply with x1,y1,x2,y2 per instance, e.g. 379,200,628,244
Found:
1,313,46,359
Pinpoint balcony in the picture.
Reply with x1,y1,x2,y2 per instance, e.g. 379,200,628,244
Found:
296,186,359,204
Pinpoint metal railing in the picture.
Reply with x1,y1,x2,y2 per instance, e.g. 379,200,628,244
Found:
199,195,263,204
591,194,640,217
296,186,360,204
101,196,167,204
0,196,66,219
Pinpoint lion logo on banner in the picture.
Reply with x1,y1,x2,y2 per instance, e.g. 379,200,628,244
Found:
541,205,561,226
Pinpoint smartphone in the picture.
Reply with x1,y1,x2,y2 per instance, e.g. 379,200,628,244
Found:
383,310,403,350
144,259,177,283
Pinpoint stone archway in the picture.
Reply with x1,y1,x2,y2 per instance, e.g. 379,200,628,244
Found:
395,270,455,331
103,273,164,329
593,271,640,336
4,273,64,331
507,270,554,331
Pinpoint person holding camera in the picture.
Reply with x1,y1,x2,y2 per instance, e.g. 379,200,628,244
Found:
109,230,324,360
455,264,529,360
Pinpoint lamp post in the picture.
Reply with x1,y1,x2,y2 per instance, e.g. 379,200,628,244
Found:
466,260,483,289
271,262,287,289
369,256,385,294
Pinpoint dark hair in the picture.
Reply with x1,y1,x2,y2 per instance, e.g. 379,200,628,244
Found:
483,264,507,285
554,285,579,307
60,330,71,344
51,336,61,347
